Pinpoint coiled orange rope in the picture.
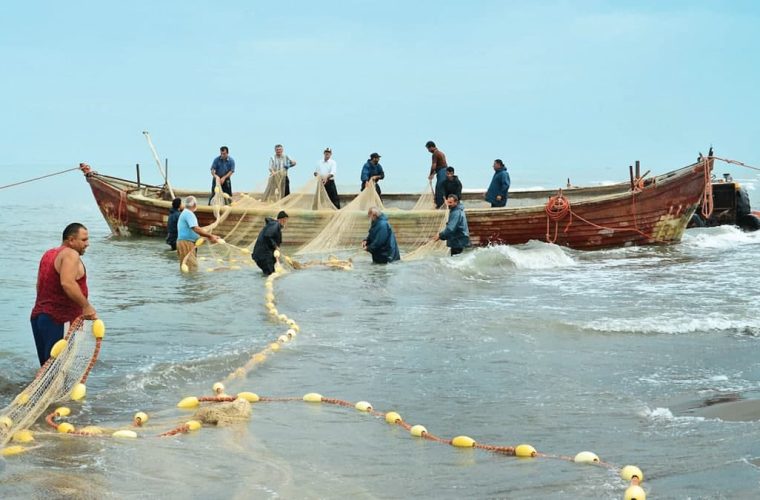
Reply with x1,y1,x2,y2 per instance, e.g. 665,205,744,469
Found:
544,190,572,243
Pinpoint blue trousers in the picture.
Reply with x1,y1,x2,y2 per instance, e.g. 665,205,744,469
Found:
31,313,65,366
434,168,447,208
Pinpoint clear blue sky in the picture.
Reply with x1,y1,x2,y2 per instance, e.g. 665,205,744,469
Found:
1,0,759,200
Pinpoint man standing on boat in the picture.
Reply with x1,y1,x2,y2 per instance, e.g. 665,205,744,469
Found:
30,223,97,366
426,141,448,208
314,147,340,208
177,196,219,271
252,211,289,275
485,159,511,208
362,207,400,263
210,146,235,204
269,144,297,198
361,153,385,197
441,166,462,202
434,194,470,256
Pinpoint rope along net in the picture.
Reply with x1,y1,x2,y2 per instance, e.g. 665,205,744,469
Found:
0,318,104,447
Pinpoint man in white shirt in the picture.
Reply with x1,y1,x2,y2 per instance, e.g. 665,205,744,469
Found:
314,147,340,208
268,144,297,197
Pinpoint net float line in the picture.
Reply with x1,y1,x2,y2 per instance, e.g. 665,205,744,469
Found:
189,392,647,499
0,319,106,449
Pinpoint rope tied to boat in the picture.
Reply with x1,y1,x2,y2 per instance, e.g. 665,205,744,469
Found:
701,157,714,219
544,184,676,245
0,166,81,191
544,190,572,243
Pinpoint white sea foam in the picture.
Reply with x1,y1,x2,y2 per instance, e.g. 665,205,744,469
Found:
641,406,705,423
443,241,576,274
683,225,760,250
579,313,760,336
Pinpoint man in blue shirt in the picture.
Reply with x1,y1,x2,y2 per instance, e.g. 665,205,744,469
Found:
361,153,385,197
177,196,219,271
485,159,511,208
210,146,235,204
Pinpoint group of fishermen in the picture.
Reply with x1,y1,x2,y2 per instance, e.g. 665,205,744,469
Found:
28,145,507,363
165,141,513,275
207,142,511,210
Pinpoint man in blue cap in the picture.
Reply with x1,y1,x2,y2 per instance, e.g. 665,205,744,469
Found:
360,153,385,197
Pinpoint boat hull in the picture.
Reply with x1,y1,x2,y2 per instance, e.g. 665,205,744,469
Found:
83,159,711,251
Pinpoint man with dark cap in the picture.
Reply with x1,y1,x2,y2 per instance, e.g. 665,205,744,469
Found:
360,153,385,196
252,211,289,275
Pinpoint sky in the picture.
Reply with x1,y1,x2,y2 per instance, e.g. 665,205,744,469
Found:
1,0,759,204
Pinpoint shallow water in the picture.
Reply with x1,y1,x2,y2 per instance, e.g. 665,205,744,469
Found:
2,200,760,499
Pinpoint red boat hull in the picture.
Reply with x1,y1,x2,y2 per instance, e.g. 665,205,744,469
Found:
83,158,711,251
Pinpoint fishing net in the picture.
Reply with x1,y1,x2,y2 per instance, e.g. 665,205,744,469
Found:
184,239,256,273
295,180,384,256
0,318,100,447
182,176,457,271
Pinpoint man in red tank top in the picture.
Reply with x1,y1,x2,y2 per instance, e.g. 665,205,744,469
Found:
30,223,97,365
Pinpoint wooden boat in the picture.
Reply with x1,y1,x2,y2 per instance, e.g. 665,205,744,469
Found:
81,157,712,251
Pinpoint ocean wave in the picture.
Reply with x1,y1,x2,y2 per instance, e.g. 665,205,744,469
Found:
443,241,576,275
641,406,705,423
683,225,760,250
577,314,760,336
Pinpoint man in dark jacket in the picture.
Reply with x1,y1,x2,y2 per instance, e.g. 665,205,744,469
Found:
435,194,470,255
166,197,182,251
252,211,289,275
360,153,385,196
485,159,511,207
441,167,462,203
362,207,400,263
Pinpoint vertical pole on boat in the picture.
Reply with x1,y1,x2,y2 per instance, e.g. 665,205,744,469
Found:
142,131,176,199
635,160,640,179
136,164,141,189
629,165,634,190
165,158,169,186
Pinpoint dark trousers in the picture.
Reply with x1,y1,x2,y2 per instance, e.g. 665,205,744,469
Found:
324,179,340,208
284,176,291,198
31,313,65,366
254,257,276,276
434,168,447,208
450,247,464,256
210,178,232,204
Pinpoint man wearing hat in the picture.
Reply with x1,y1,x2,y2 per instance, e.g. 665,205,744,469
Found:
314,147,340,208
251,211,289,276
360,153,385,196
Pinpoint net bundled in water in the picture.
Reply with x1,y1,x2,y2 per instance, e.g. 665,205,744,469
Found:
0,318,98,446
191,178,456,269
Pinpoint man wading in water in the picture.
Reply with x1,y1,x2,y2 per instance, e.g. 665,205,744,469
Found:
30,223,98,365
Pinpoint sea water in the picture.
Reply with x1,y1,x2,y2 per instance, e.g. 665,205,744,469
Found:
1,189,760,498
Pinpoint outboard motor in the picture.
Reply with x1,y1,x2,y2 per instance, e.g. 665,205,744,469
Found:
736,184,760,231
